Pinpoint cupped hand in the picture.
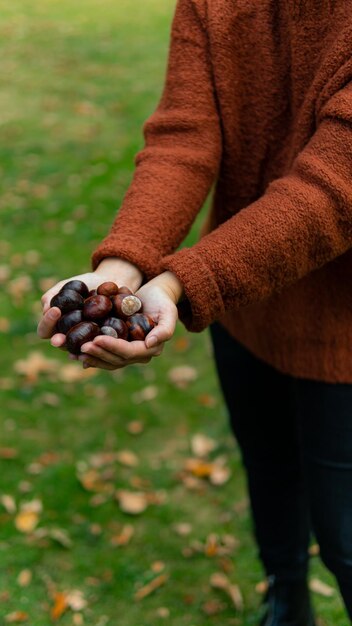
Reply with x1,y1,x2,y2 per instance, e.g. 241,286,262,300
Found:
77,271,183,370
37,258,143,344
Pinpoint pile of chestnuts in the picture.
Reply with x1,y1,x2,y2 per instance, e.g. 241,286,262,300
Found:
50,279,155,355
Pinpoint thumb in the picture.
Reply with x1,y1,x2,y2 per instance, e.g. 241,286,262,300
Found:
145,306,178,348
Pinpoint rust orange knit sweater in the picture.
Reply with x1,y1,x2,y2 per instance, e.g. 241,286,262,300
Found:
92,0,352,383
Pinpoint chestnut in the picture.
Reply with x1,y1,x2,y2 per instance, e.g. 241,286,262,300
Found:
66,321,101,355
83,295,112,320
50,289,84,314
126,313,155,341
88,289,97,297
118,286,132,295
56,309,83,334
111,294,142,318
102,316,128,340
60,279,89,298
97,281,119,297
100,326,118,338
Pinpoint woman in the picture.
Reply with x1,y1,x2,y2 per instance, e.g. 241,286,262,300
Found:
39,1,352,623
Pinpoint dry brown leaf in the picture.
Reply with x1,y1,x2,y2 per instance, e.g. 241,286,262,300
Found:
17,569,32,587
151,561,165,573
111,524,134,547
156,607,170,618
134,574,168,600
197,393,217,407
191,433,217,458
58,363,97,382
77,469,113,494
116,450,139,467
51,591,69,621
0,317,10,332
209,465,231,486
38,277,58,292
116,491,148,515
173,522,192,536
0,264,10,283
255,580,269,594
173,336,190,352
132,385,158,404
8,275,33,305
210,572,243,611
168,365,198,389
309,578,335,597
202,599,226,615
66,590,87,611
1,494,16,514
14,351,59,384
73,614,84,625
0,448,18,459
126,420,144,435
308,543,320,556
4,612,29,623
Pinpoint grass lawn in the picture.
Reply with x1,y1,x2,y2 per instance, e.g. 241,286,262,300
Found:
0,0,347,624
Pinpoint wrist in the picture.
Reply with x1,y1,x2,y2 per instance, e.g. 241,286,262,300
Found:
95,257,143,292
153,271,184,304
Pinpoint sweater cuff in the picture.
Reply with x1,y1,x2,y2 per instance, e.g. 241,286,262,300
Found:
91,236,163,281
162,248,226,332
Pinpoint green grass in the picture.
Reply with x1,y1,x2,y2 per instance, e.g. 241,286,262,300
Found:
0,1,347,624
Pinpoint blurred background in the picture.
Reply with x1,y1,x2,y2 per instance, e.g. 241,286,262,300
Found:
0,0,345,624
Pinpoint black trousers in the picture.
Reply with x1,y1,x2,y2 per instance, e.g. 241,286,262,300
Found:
210,323,352,619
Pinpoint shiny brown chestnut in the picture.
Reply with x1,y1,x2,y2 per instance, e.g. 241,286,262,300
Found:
66,321,101,355
118,286,133,295
56,309,83,334
102,316,128,340
100,326,118,338
88,289,97,297
83,295,112,320
60,279,89,298
111,294,142,319
126,313,155,341
97,281,119,297
50,289,84,314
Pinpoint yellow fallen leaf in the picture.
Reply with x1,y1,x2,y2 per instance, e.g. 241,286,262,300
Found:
110,524,134,547
15,510,39,534
51,591,69,621
1,494,16,514
210,572,243,610
134,574,168,600
184,458,215,478
66,589,87,611
14,351,59,384
209,465,231,485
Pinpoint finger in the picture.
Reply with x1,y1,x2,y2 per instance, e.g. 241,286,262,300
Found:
90,335,163,360
41,282,67,313
145,307,177,349
80,342,128,366
50,333,66,348
37,307,61,338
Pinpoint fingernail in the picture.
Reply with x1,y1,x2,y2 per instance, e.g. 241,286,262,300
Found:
146,336,158,348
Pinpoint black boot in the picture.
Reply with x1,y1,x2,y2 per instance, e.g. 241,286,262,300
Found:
259,576,316,626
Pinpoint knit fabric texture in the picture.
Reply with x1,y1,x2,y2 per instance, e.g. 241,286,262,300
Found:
92,0,352,382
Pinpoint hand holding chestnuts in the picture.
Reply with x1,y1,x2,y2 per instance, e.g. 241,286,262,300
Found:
51,280,156,355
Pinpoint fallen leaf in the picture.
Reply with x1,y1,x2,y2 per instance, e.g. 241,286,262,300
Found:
197,393,217,407
184,458,215,478
111,524,134,547
116,490,148,515
173,522,192,536
14,351,59,384
209,465,231,485
15,511,39,534
126,420,144,435
156,607,170,618
308,544,320,556
309,578,335,597
17,570,32,587
0,448,18,459
210,572,243,611
58,363,97,382
116,450,139,467
191,433,217,458
1,494,16,514
4,612,29,623
132,385,158,404
51,591,69,621
77,469,113,494
0,317,10,332
66,589,87,611
255,580,269,594
202,599,226,615
168,365,198,389
134,574,168,600
151,561,165,573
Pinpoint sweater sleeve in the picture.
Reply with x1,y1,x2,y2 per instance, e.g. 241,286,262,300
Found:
162,80,352,331
92,0,221,278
